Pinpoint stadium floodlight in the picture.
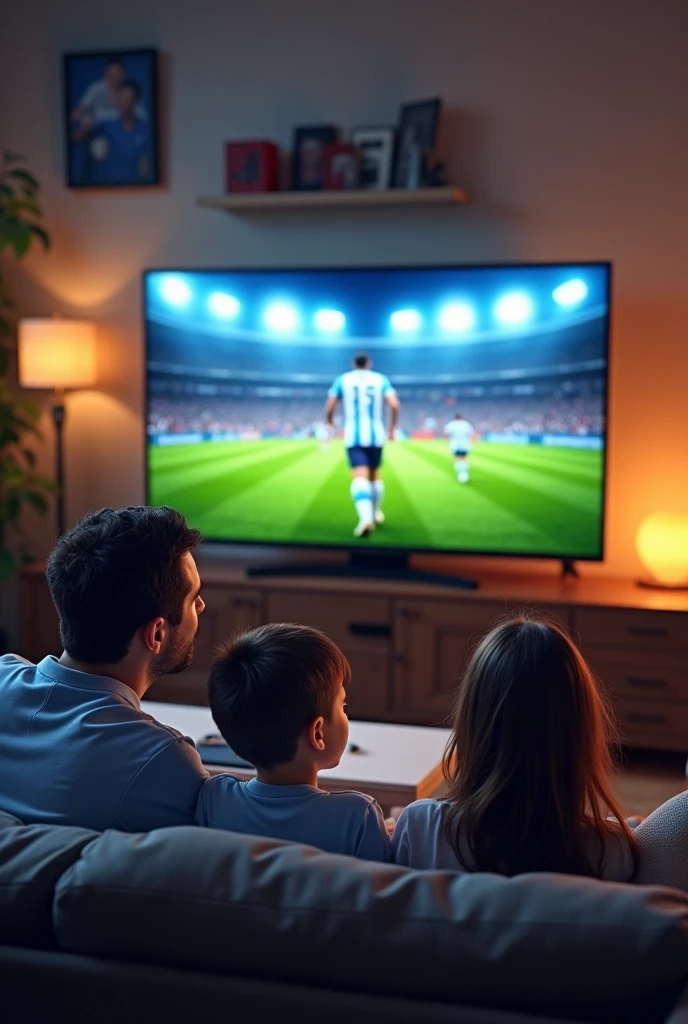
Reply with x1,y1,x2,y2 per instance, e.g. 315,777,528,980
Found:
552,278,588,307
263,302,300,333
314,308,346,333
390,308,422,333
160,275,192,307
208,291,241,319
438,302,476,334
494,291,533,325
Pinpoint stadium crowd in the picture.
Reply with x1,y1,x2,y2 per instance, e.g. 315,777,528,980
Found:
148,393,604,439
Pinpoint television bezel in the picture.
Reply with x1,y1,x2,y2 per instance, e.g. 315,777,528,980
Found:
143,260,612,564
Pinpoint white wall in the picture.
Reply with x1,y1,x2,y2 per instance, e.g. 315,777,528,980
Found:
1,0,687,602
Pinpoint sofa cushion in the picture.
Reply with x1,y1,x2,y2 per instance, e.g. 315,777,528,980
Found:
0,810,98,948
54,824,688,1021
635,792,688,893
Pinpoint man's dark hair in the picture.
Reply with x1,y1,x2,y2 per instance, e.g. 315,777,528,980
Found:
119,79,141,100
106,59,125,71
208,623,350,770
46,506,201,664
353,352,369,369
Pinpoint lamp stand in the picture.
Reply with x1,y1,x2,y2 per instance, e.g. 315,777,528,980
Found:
51,394,66,537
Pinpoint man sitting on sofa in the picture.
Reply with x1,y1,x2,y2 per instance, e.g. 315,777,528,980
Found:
0,505,209,832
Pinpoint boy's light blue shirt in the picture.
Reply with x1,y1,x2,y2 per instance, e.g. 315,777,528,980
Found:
196,775,391,862
0,654,208,832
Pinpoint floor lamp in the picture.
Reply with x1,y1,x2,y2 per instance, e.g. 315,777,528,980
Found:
18,318,97,537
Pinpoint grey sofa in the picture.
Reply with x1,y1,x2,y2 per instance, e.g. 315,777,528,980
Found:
2,808,688,1024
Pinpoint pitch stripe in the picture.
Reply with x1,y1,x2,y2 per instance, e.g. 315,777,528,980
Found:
150,441,315,508
389,444,551,549
198,445,339,539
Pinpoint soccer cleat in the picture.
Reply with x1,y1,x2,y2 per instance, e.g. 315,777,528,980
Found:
354,520,375,538
458,473,469,484
374,509,385,525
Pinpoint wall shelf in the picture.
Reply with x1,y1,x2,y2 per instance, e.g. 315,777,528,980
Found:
196,186,470,214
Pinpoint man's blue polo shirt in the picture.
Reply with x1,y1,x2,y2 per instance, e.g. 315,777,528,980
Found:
0,654,208,832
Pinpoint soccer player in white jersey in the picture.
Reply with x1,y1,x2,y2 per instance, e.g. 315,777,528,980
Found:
325,353,400,537
444,413,476,484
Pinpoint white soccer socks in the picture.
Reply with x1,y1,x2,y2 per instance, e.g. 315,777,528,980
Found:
372,479,385,523
351,479,374,532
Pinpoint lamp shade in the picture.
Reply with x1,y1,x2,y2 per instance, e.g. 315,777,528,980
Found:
18,318,97,389
636,512,688,587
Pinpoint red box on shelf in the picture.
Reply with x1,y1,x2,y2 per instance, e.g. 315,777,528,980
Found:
224,140,279,193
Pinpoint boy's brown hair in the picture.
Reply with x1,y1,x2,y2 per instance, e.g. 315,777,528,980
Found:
208,623,351,769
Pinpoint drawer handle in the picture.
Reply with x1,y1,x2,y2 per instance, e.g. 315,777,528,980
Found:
626,711,667,725
627,626,670,638
626,676,668,690
348,622,391,638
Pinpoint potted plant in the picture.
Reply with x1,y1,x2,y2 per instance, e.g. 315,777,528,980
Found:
0,151,55,593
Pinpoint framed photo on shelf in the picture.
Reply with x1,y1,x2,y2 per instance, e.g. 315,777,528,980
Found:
392,97,442,188
351,126,396,189
63,48,160,188
291,124,338,191
323,144,359,190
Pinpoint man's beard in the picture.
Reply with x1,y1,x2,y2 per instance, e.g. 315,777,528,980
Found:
156,627,198,678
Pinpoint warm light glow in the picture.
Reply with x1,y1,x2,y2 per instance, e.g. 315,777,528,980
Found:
636,512,688,586
18,319,97,389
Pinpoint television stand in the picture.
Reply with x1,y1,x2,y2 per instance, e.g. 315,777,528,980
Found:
247,551,478,590
561,559,580,579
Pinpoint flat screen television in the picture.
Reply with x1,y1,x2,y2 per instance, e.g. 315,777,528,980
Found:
145,262,610,574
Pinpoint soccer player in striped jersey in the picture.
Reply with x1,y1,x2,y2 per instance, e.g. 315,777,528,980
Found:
325,353,400,538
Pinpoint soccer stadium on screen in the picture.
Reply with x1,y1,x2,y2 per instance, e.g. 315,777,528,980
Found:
145,264,609,559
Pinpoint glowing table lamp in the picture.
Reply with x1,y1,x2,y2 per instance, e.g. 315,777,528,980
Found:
636,512,688,590
18,318,97,536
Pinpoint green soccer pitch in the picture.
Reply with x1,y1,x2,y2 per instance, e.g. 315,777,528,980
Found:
148,439,604,557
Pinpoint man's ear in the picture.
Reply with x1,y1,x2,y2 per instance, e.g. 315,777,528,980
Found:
307,716,326,753
140,617,166,656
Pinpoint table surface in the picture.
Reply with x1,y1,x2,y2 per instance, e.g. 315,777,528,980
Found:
142,700,451,788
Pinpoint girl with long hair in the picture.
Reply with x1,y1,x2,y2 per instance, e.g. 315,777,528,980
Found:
392,616,636,879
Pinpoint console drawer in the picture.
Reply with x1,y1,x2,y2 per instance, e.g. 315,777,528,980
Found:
575,608,688,650
266,591,391,652
589,650,688,703
613,698,688,752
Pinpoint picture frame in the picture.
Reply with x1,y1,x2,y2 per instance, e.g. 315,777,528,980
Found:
291,124,338,191
323,144,359,190
392,97,442,188
351,126,396,190
63,48,160,188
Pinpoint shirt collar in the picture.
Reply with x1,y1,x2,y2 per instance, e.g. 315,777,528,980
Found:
246,779,322,799
36,656,141,711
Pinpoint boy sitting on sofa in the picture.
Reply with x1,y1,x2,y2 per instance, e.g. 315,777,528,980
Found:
195,623,391,862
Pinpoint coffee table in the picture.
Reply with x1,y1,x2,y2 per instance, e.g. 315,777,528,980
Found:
142,700,450,813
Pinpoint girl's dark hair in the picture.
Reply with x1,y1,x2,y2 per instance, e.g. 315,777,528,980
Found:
46,506,200,664
442,615,635,878
208,623,350,770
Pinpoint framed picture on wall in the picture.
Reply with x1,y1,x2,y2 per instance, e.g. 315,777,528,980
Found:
63,48,160,188
351,126,396,189
392,97,442,188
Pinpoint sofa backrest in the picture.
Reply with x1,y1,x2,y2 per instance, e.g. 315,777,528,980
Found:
50,821,688,1022
0,811,97,948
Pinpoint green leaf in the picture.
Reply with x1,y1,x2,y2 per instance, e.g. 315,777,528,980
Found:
21,448,37,468
9,221,30,259
0,548,15,580
25,491,49,515
3,151,26,165
13,199,42,218
28,224,50,251
0,184,14,200
9,168,39,192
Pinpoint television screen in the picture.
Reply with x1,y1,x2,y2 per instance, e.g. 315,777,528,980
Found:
145,263,609,560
